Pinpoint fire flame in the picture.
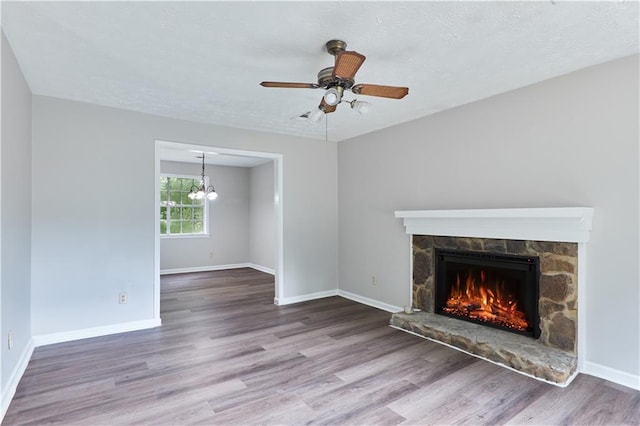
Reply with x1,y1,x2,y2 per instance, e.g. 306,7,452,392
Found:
443,270,529,331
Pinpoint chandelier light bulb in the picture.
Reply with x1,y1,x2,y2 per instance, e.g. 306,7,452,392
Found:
207,191,218,200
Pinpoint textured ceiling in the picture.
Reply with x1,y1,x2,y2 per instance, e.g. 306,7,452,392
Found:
2,1,639,142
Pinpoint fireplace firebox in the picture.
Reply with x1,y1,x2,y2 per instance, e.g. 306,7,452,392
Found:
434,249,540,339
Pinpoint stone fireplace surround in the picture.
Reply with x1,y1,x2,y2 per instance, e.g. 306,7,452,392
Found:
392,208,593,386
415,236,576,350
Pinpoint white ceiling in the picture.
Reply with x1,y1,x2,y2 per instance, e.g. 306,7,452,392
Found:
2,1,638,143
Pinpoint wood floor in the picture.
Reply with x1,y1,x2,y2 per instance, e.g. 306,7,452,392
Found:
4,268,639,425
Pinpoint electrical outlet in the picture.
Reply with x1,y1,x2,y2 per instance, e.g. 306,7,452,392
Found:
8,330,14,350
371,275,377,285
119,292,128,304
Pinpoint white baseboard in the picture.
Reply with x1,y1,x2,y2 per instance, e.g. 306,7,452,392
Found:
248,263,275,275
1,338,35,420
583,361,640,391
160,263,251,275
338,290,403,313
33,318,161,347
274,289,404,314
275,289,339,305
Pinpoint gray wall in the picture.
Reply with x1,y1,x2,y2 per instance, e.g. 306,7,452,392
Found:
1,32,32,409
31,95,338,336
338,55,639,378
160,161,250,271
249,162,276,271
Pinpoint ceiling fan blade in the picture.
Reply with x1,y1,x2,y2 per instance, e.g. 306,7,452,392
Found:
352,84,409,99
332,51,366,80
320,98,337,114
260,81,319,89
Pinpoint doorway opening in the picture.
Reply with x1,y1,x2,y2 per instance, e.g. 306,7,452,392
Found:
153,140,284,322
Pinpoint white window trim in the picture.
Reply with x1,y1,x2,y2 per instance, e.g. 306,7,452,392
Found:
160,172,210,238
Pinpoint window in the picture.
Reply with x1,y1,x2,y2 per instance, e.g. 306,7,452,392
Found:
160,175,208,236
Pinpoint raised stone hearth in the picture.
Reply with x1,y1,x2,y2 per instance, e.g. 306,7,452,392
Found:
391,312,577,384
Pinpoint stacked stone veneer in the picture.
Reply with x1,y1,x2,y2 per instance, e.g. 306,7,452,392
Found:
412,235,578,353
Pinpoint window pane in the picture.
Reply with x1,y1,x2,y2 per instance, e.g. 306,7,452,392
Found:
177,207,185,220
181,207,193,220
169,177,181,190
160,177,168,202
169,207,180,219
170,220,181,234
160,206,167,220
193,221,203,232
193,207,204,221
180,191,191,205
160,220,167,234
182,221,194,233
169,191,181,205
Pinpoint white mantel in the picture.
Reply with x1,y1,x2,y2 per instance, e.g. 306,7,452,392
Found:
394,206,594,374
394,207,593,243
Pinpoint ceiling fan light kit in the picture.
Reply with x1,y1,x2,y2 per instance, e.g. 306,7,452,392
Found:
350,99,371,115
260,39,409,119
308,108,325,123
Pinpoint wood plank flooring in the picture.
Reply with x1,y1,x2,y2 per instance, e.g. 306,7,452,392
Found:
3,268,639,425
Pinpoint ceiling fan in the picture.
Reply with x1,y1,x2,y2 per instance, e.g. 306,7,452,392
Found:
260,40,409,120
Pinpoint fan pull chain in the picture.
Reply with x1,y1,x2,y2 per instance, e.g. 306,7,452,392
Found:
325,114,328,142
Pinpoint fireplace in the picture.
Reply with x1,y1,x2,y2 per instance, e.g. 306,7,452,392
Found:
434,249,540,339
392,208,593,385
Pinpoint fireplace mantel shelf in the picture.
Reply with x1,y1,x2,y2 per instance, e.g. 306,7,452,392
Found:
395,207,593,243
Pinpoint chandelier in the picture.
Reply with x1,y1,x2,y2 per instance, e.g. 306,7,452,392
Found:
188,154,218,201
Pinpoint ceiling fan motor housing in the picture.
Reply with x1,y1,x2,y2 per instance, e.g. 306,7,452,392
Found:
317,66,354,89
325,39,347,56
